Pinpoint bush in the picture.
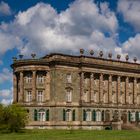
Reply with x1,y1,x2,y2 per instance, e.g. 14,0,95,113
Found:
0,104,28,132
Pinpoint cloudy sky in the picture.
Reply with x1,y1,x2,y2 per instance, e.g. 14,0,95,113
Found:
0,0,140,105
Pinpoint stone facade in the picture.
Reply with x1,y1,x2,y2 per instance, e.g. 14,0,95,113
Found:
11,53,140,130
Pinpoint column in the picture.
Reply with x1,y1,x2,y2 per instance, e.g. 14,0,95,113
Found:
19,71,24,102
90,73,94,101
80,72,84,103
109,75,112,103
32,71,36,102
13,73,17,103
134,78,137,104
99,73,103,103
117,76,121,104
125,77,129,104
45,71,50,101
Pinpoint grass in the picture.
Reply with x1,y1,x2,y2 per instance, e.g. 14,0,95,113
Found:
0,129,140,140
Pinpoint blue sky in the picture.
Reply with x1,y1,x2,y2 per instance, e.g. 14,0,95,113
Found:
0,0,140,104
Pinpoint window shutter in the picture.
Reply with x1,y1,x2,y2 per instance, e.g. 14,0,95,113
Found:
128,111,131,122
102,111,104,121
83,110,86,121
72,110,75,121
92,110,96,121
136,112,139,122
34,109,38,121
46,109,49,121
63,109,66,121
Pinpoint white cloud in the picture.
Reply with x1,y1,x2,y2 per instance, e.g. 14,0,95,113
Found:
118,0,140,31
0,0,119,57
1,99,12,105
0,88,12,98
0,29,23,55
0,87,13,105
0,68,12,84
0,1,12,16
122,34,140,60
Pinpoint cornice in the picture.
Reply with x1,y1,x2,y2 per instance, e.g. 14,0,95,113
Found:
11,53,140,74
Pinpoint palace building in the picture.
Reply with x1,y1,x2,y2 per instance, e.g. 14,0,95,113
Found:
11,51,140,130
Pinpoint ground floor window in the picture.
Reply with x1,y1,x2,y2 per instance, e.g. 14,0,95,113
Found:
83,109,92,121
34,109,49,121
96,110,101,122
63,109,75,121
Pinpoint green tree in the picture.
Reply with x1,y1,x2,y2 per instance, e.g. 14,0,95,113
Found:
0,104,28,132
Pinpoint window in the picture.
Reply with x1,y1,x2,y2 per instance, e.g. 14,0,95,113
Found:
66,74,71,83
66,89,72,102
103,93,106,103
26,91,32,102
84,78,88,85
37,75,44,83
96,110,101,122
128,93,132,104
26,74,32,83
38,109,45,122
112,92,115,103
65,109,72,121
86,110,91,121
131,112,135,122
120,94,123,104
84,90,88,102
83,109,91,121
37,91,43,102
93,91,97,102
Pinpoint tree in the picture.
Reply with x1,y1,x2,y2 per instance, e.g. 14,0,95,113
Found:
0,104,28,132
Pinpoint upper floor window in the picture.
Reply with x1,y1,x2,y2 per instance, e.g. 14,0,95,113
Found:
37,75,44,83
25,74,32,83
84,90,88,102
66,89,72,102
37,90,43,102
26,91,32,102
66,74,71,83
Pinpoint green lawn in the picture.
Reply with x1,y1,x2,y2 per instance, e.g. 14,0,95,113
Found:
0,130,140,140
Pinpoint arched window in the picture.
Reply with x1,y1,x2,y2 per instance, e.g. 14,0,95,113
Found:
66,109,72,121
83,109,91,121
96,110,101,122
38,109,45,122
131,112,135,122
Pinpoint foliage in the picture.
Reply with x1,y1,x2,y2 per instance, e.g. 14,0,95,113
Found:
0,104,28,133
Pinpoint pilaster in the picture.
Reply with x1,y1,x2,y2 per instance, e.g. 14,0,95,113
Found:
32,71,36,102
99,73,103,103
19,71,24,102
117,76,121,104
13,73,17,103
